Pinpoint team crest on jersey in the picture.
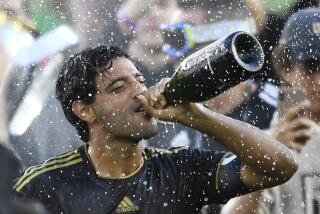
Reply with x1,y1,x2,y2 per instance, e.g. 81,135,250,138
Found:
116,196,139,213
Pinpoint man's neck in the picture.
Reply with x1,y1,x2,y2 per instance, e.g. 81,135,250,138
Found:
87,134,143,179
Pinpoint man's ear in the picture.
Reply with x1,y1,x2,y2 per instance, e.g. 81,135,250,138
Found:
72,101,96,123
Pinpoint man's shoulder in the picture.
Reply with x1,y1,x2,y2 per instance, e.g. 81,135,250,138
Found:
14,148,83,192
142,146,189,159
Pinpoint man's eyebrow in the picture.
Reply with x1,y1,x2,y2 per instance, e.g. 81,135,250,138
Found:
106,76,126,88
106,73,144,88
135,72,144,78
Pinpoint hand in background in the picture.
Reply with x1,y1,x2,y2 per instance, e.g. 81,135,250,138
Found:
137,78,201,123
272,101,313,152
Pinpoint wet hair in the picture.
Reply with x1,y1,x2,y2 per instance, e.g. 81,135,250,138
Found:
56,45,128,142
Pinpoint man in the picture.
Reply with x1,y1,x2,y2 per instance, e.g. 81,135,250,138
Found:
14,45,297,213
221,8,320,214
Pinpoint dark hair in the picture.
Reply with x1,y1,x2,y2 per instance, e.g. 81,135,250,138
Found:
56,45,128,142
292,0,319,13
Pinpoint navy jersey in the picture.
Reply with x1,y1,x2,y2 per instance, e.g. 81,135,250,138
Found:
14,144,250,214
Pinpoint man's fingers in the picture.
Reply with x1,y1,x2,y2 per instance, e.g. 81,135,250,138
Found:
136,78,175,121
275,125,310,151
280,129,310,152
292,129,311,143
276,117,312,136
142,88,156,107
143,78,170,108
136,95,163,118
287,142,304,152
281,100,310,121
136,95,154,114
156,95,167,109
158,78,170,94
289,118,313,130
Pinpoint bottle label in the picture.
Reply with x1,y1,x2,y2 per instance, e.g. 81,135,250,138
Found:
177,39,227,76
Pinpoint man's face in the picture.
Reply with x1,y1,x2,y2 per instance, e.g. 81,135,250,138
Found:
91,57,158,141
291,61,320,110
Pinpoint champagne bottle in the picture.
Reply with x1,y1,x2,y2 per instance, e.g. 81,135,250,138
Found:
164,31,265,105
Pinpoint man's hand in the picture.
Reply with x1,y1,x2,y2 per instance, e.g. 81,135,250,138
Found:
137,78,201,123
273,101,313,152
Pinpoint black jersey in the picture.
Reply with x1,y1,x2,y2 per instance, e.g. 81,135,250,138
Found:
14,144,250,214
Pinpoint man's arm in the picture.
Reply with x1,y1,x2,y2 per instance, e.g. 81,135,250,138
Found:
138,79,298,190
221,102,313,213
174,104,298,189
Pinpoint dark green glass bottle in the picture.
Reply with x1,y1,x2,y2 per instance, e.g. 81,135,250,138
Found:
164,31,265,105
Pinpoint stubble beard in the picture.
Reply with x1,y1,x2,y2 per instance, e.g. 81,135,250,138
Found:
101,116,158,141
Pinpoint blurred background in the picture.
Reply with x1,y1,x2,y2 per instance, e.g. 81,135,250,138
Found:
1,0,319,213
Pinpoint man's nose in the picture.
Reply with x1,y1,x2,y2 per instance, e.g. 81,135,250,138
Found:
133,80,147,96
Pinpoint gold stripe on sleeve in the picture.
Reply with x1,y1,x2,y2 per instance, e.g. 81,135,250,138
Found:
15,157,83,192
14,152,81,190
24,150,79,174
215,152,232,191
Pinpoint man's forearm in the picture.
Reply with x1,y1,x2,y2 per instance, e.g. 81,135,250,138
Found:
179,104,297,180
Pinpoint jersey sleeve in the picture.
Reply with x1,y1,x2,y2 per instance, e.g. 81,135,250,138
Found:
13,169,63,212
168,147,252,205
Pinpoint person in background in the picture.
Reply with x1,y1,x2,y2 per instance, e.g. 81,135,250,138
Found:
61,0,126,48
0,0,36,140
0,1,27,210
117,0,251,86
219,0,319,130
0,34,21,213
221,8,320,214
4,0,84,166
0,3,46,212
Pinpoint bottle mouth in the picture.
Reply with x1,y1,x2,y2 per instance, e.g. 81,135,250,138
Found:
232,32,265,72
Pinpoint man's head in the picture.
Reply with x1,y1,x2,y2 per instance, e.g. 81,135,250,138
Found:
273,8,320,110
56,45,158,143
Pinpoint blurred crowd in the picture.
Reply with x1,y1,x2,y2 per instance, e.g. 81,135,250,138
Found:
0,0,320,213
